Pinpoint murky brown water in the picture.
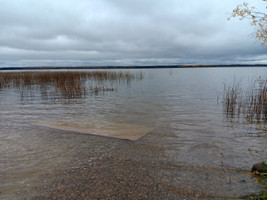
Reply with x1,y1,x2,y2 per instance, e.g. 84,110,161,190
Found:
0,68,266,199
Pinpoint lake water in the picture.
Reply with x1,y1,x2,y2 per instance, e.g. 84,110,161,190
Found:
0,67,266,199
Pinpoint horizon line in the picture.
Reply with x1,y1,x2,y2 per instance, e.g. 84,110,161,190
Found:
0,64,267,71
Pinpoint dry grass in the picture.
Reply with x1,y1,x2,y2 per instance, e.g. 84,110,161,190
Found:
0,71,143,101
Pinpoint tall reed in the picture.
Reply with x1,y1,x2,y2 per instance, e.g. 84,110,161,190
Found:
222,77,267,125
246,78,267,123
222,81,243,118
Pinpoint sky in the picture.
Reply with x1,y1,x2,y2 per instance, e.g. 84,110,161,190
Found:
0,0,266,67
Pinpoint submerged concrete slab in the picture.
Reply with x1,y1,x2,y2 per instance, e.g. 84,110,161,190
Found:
34,120,152,141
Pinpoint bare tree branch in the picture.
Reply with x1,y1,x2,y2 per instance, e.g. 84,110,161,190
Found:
228,1,267,45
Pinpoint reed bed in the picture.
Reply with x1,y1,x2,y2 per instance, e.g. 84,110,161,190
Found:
222,77,267,125
0,71,143,101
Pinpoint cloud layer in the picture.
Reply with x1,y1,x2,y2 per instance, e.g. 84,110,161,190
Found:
0,0,266,67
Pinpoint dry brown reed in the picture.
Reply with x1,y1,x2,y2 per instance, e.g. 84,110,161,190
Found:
223,81,242,117
223,77,267,125
246,78,267,123
0,71,143,101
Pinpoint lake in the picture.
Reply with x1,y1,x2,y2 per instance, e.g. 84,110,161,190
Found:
0,67,266,199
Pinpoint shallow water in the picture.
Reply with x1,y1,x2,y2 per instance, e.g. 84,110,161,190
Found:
0,67,266,199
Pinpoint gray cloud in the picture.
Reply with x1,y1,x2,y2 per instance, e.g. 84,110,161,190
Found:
0,0,266,67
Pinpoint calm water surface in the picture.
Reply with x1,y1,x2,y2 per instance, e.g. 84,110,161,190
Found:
0,67,266,199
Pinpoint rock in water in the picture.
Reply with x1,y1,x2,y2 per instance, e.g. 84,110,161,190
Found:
251,162,267,173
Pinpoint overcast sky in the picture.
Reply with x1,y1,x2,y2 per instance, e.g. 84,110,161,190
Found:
0,0,266,67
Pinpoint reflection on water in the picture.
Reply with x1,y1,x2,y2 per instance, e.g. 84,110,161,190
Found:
0,68,266,199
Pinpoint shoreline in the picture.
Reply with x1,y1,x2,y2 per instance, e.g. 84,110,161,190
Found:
0,64,267,71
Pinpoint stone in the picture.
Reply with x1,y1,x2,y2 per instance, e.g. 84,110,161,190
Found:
251,162,267,174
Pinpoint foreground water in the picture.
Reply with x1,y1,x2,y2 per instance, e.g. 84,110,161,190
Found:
0,67,266,199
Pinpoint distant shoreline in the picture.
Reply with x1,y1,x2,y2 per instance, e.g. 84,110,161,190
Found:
0,64,267,71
